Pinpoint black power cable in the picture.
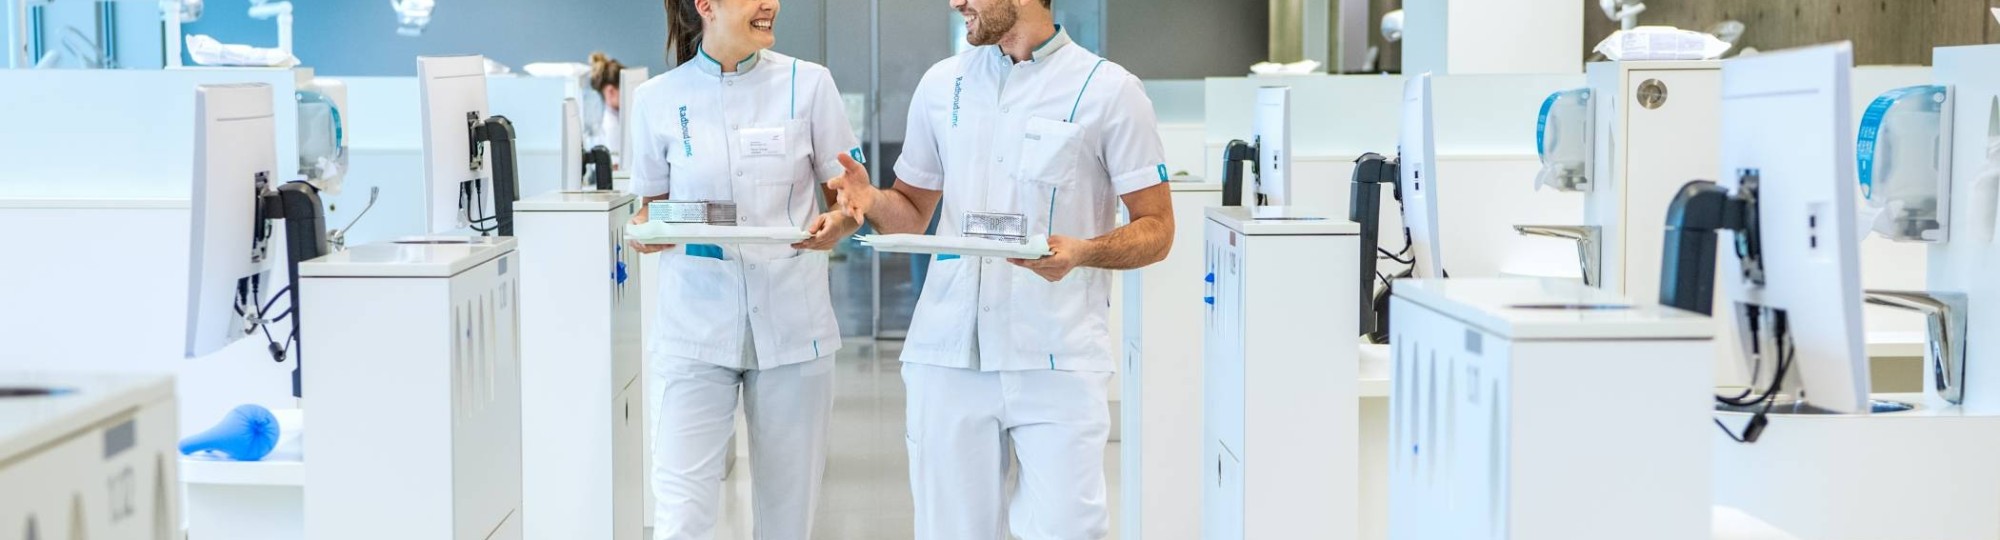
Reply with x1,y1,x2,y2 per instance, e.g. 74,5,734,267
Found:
1716,310,1790,443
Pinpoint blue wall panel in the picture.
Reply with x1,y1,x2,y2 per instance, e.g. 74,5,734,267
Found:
183,0,670,76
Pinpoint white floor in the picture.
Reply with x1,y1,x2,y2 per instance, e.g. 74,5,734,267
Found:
680,338,1124,540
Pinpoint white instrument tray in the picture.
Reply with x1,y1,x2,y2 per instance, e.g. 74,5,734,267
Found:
859,234,1051,259
626,222,811,245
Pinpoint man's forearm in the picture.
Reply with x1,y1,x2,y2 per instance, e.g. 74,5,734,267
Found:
1081,214,1173,270
864,186,933,235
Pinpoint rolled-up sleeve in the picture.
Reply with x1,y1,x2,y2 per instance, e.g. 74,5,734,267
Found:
1100,74,1169,196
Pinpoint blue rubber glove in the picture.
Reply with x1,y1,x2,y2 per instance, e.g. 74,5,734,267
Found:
179,404,282,461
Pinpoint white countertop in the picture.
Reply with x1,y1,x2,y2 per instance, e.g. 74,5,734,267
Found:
1168,180,1222,192
1206,206,1358,236
299,236,515,278
1357,333,1918,399
0,372,174,460
181,452,305,486
514,190,636,212
1394,277,1714,341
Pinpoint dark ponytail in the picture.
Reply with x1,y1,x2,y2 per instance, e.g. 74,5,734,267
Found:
666,0,703,66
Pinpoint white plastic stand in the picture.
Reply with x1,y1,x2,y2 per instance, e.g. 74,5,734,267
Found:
299,237,523,540
516,191,646,540
181,424,304,540
0,372,179,540
1711,396,2000,539
1202,206,1359,539
1388,278,1715,540
1119,181,1221,540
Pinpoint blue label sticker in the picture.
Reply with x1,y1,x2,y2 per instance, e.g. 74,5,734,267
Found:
1158,164,1170,182
850,147,868,164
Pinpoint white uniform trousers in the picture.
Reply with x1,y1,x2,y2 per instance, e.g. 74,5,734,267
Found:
902,362,1113,540
652,353,835,540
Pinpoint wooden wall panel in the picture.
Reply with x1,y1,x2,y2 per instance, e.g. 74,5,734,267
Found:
1581,0,1996,66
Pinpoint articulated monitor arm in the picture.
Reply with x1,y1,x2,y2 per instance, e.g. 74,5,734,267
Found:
585,145,615,191
1658,178,1756,315
475,115,520,236
1349,152,1398,338
256,181,329,398
1220,140,1256,207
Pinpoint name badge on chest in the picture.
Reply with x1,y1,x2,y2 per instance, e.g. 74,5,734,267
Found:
738,127,787,158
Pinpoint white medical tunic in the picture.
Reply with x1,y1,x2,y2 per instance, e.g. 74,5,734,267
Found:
895,28,1169,373
630,48,863,370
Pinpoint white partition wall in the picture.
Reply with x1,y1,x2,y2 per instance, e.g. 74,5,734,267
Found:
0,69,304,434
0,69,300,198
329,75,570,246
1401,0,1582,75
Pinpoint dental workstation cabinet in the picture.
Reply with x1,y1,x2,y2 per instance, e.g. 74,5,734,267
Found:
1202,205,1360,540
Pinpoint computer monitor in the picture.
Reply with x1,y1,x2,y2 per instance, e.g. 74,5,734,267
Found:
420,55,519,236
419,55,493,234
1717,44,1870,414
1219,86,1293,207
563,97,584,190
186,83,279,359
615,66,648,169
1254,86,1292,205
1400,73,1447,279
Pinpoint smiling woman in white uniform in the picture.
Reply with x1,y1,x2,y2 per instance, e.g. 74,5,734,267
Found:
627,0,866,537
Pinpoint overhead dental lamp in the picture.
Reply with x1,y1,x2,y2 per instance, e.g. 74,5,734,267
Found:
1600,0,1645,30
247,0,293,55
392,0,433,36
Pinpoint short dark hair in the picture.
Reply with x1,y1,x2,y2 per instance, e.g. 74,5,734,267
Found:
1042,0,1051,7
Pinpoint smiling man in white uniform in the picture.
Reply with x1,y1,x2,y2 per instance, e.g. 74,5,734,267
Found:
827,0,1174,537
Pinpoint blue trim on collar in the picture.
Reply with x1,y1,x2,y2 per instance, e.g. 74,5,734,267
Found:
998,24,1071,63
697,45,761,73
1034,24,1063,53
